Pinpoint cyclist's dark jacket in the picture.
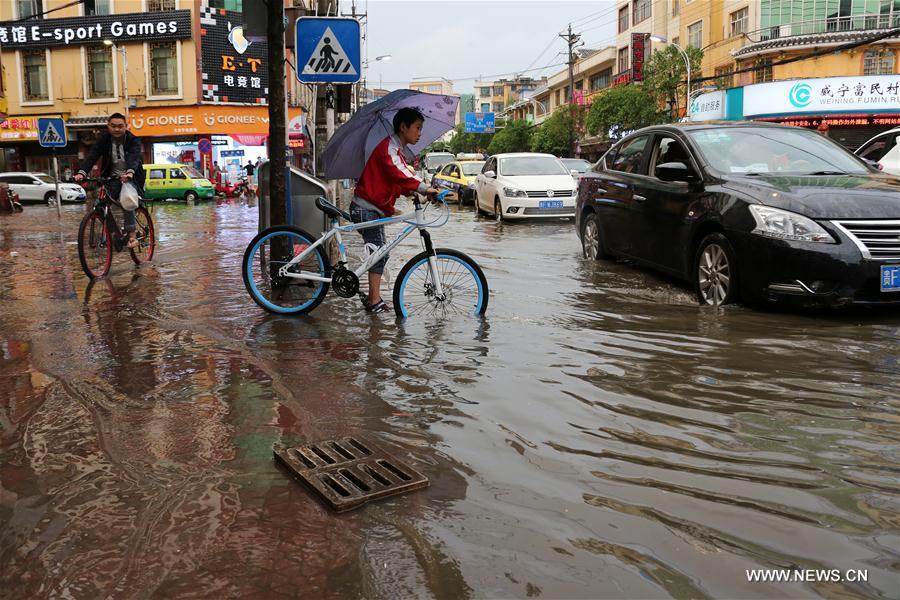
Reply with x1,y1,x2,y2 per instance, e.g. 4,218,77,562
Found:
77,131,145,194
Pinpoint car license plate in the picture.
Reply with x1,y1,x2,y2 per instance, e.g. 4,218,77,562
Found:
881,265,900,292
539,200,564,209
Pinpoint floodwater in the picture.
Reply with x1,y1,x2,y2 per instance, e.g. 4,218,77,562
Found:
1,198,898,599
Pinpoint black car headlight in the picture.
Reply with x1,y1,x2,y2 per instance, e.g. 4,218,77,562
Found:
748,205,835,243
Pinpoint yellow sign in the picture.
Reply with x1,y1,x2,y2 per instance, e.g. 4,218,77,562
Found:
128,105,304,137
0,114,64,141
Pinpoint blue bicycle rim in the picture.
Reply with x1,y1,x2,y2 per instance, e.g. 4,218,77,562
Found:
397,254,484,318
246,230,324,314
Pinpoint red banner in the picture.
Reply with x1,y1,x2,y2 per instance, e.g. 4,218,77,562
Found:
631,33,648,82
230,134,268,146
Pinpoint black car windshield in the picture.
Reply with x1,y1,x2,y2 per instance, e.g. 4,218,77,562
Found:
561,159,591,173
688,127,869,175
460,162,485,176
425,155,454,170
500,156,568,176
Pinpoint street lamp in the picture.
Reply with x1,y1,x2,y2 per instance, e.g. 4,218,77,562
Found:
103,40,129,121
649,35,690,117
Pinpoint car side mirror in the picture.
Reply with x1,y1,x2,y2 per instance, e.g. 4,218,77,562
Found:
655,162,698,183
570,169,580,176
484,170,496,178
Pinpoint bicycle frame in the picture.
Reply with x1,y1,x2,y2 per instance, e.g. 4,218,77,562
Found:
278,202,447,298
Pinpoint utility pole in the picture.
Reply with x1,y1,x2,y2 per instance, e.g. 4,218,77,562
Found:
267,0,286,226
559,24,580,157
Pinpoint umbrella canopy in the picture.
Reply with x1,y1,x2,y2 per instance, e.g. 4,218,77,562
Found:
322,89,460,180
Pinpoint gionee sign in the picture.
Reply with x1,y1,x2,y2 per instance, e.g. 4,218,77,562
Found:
128,106,305,137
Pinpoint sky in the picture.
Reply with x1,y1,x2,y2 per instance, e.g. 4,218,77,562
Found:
359,0,618,95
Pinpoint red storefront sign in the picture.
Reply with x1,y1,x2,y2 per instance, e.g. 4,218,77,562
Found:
631,33,648,82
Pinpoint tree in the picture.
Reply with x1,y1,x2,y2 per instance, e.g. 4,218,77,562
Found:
487,119,533,154
585,84,666,141
448,124,493,155
530,107,587,157
642,45,703,118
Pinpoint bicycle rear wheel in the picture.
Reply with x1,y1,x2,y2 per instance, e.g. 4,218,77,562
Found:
78,211,112,278
129,206,156,265
393,248,489,319
242,225,330,314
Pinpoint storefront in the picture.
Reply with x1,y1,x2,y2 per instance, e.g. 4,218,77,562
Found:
689,74,900,150
0,114,80,177
126,104,306,182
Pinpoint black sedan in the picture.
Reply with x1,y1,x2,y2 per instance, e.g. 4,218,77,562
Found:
575,122,900,307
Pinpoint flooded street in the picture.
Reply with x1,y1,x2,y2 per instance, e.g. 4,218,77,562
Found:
2,199,898,599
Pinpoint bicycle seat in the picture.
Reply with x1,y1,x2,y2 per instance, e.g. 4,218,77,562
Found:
315,197,351,222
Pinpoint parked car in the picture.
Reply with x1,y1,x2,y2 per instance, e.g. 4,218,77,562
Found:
575,122,900,307
431,160,485,204
855,127,900,175
418,152,455,182
474,153,576,220
143,164,216,202
0,172,86,205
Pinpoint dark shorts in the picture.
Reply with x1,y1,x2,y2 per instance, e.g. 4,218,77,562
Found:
349,202,388,274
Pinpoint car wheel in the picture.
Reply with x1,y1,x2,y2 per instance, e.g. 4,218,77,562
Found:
581,212,610,259
45,191,57,206
185,191,198,203
494,198,503,222
694,232,739,306
474,191,485,216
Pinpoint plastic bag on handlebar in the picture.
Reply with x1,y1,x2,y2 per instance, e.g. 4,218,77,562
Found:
119,182,140,211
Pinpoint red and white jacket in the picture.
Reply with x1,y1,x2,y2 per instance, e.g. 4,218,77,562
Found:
354,134,427,216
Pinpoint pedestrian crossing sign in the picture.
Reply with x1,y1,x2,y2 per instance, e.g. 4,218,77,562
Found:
37,117,67,148
295,17,361,84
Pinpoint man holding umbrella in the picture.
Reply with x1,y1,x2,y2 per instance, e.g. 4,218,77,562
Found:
350,107,439,313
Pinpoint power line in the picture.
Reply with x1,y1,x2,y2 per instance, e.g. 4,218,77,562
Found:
378,62,568,86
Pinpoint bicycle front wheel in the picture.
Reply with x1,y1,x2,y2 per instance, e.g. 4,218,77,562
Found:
242,225,330,314
129,206,155,265
393,248,489,319
78,211,112,278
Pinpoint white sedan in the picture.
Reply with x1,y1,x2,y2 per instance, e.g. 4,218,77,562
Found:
856,127,900,176
474,153,576,220
0,172,86,204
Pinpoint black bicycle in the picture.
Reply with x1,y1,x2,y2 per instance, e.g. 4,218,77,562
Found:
77,177,155,278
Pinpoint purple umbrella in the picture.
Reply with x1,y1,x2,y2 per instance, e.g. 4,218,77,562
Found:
322,89,460,180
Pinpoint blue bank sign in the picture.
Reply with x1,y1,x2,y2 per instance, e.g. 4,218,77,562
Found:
465,112,495,133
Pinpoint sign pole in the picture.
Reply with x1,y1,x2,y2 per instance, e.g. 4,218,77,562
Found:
53,148,61,220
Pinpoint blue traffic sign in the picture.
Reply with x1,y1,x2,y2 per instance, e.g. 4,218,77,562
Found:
295,17,361,84
198,138,212,153
37,117,67,148
465,112,495,133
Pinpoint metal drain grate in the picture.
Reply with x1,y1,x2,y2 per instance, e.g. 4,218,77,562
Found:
274,437,429,512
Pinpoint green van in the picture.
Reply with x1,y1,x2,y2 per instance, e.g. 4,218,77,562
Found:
143,164,216,202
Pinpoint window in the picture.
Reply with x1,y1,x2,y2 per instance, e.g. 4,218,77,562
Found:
672,0,679,16
864,49,895,76
618,47,630,72
858,134,897,162
754,58,772,83
480,87,491,97
730,8,748,36
493,102,503,113
714,65,733,89
650,136,691,174
149,169,166,180
209,0,243,9
555,90,561,105
22,50,49,102
493,86,503,96
87,45,115,99
618,6,629,33
480,103,490,112
148,0,176,10
687,20,703,48
170,168,186,179
15,0,43,19
633,0,651,25
590,68,612,91
84,0,112,15
149,42,179,96
575,80,583,91
564,85,570,98
609,135,649,174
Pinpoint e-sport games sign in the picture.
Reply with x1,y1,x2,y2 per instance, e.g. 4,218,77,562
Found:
200,7,268,105
0,10,190,49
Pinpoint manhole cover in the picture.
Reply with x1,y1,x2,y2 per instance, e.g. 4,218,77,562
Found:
274,437,429,512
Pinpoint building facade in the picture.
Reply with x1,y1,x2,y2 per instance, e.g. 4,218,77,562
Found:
473,76,547,115
0,0,314,180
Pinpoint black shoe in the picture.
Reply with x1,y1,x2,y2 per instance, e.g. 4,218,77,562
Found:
366,299,392,313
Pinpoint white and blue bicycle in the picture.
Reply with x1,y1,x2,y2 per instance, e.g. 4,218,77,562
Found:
242,190,489,319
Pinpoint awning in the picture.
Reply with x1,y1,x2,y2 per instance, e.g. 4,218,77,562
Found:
65,116,109,129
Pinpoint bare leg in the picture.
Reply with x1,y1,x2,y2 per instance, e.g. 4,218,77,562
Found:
368,272,382,305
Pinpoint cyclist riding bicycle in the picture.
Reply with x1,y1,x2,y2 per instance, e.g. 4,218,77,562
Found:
75,112,146,249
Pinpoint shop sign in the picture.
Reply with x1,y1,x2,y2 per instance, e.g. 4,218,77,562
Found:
689,91,725,121
631,33,648,83
200,7,267,105
757,114,900,128
744,75,900,117
0,11,190,49
221,150,245,157
0,114,63,141
127,105,304,137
